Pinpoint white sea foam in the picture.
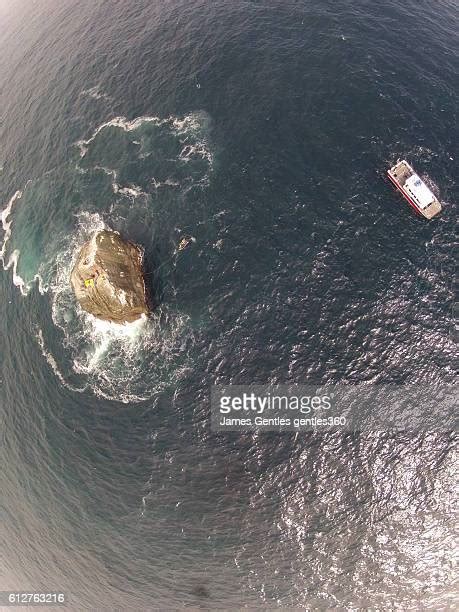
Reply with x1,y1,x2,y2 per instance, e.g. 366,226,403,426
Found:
76,115,167,157
93,165,148,198
76,112,213,169
0,189,37,295
118,185,145,197
95,165,173,195
79,85,111,101
66,306,191,403
1,190,23,260
34,328,86,393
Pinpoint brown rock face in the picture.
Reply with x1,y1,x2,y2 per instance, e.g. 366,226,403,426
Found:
70,230,149,324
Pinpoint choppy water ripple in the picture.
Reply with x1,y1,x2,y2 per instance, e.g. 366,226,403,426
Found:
0,0,457,609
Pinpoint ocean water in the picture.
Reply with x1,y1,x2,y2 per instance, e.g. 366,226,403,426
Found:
0,0,457,609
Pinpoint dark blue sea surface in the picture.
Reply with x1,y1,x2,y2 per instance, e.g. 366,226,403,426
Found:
0,0,457,608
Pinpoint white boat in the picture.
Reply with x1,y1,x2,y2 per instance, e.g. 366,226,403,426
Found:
387,160,441,219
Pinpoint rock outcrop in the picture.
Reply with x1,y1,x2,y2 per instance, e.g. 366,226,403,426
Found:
70,230,149,324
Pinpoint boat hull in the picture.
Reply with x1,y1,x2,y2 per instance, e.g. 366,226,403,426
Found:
387,171,423,216
387,160,442,219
